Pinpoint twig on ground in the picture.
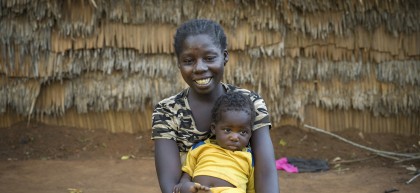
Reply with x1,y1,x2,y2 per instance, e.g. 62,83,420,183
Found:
406,171,420,184
384,188,399,193
330,156,378,164
303,124,420,161
395,156,420,163
376,153,401,161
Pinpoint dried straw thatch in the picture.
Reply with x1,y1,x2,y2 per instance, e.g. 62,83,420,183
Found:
1,0,419,135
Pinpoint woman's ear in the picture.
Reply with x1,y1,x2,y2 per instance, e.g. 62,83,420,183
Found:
223,50,229,65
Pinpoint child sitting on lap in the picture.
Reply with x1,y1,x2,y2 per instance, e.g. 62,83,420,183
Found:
176,92,256,193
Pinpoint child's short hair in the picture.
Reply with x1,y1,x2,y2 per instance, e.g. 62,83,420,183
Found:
174,19,227,57
211,92,256,125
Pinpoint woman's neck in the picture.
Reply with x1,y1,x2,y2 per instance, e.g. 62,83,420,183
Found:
188,83,225,103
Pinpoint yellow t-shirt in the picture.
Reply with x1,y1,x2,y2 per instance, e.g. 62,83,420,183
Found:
182,139,255,193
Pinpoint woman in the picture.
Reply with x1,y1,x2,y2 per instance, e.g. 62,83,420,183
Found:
151,19,279,193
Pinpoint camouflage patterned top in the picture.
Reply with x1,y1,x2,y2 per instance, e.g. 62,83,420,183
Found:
151,83,271,152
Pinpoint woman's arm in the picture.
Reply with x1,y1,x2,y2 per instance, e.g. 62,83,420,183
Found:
251,126,280,193
154,139,183,193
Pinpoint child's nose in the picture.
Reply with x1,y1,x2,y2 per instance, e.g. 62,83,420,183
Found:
229,133,239,142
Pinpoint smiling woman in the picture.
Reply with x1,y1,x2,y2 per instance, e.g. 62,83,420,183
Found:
151,19,279,193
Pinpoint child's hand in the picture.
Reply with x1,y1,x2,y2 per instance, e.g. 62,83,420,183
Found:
177,182,211,193
192,182,211,192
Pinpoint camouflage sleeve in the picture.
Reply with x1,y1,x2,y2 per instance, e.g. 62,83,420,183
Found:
249,91,271,131
151,101,178,140
230,86,271,131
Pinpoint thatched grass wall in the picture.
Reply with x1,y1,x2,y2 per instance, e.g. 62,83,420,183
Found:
1,0,419,135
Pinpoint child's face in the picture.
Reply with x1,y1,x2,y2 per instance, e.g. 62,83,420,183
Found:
177,34,227,95
211,110,252,151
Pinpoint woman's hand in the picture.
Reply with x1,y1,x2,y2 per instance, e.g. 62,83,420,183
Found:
172,181,184,193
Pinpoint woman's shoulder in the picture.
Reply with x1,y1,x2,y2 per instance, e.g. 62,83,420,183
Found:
156,88,188,107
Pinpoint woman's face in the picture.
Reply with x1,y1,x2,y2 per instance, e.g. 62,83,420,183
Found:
177,34,228,95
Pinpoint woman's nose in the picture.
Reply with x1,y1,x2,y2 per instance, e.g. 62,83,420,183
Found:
193,59,208,73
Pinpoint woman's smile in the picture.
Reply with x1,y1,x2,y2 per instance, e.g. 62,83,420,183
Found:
195,77,212,85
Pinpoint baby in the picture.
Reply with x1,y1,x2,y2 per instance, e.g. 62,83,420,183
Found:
177,92,256,193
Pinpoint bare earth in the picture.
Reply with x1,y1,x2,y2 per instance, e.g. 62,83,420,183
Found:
1,122,419,193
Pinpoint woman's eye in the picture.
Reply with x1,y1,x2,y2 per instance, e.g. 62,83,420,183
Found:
204,56,216,62
182,59,193,65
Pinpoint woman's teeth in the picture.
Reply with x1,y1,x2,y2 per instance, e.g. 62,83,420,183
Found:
195,78,211,85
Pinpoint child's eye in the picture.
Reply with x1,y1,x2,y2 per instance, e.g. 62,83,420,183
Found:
223,128,231,133
240,130,249,135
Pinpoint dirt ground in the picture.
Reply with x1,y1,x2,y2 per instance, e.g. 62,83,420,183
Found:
0,122,419,193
